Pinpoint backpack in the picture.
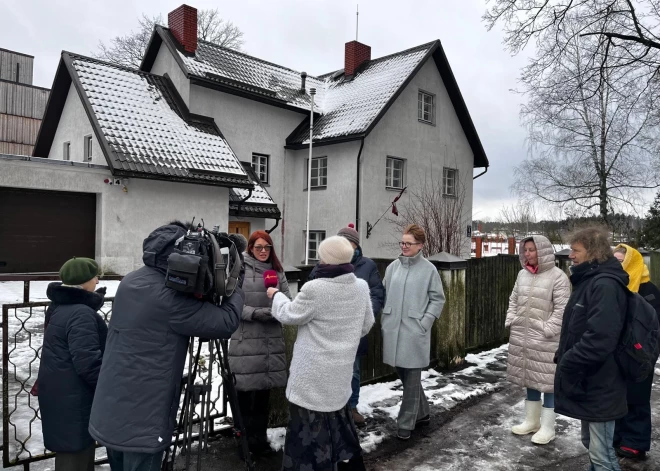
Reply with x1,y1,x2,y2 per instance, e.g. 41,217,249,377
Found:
594,274,660,383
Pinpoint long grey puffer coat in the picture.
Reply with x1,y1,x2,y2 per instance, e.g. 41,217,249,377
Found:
505,235,571,393
228,253,291,391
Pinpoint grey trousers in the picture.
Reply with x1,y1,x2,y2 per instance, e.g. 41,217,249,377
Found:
396,367,430,431
55,444,95,471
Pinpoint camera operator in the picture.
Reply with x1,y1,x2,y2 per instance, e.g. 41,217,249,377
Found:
88,222,244,471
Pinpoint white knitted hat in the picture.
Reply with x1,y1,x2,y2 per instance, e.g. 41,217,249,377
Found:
318,236,354,265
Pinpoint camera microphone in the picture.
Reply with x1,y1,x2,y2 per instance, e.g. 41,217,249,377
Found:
263,270,279,289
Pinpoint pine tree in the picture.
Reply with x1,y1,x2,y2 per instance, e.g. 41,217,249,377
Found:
640,192,660,250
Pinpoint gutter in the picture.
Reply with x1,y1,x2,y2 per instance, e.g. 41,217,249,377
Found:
235,188,253,217
355,138,365,236
473,167,488,180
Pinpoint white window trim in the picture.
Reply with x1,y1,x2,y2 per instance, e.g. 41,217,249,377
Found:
305,230,326,262
443,167,458,197
305,156,328,189
418,89,435,125
84,135,93,161
251,152,269,184
386,156,406,189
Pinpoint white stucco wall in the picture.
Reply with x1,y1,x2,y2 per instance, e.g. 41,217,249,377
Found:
0,157,230,275
189,84,306,258
360,59,475,258
46,83,104,164
151,44,190,106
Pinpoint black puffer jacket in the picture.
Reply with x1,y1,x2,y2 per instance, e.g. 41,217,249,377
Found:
309,248,384,356
554,257,629,422
89,224,244,453
38,283,107,452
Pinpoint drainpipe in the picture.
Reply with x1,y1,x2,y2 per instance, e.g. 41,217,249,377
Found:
236,188,253,217
266,217,280,234
473,167,488,180
355,138,365,239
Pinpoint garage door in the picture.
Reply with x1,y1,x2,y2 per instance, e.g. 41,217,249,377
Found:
0,187,96,273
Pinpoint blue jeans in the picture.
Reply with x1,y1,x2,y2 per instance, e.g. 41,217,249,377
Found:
526,388,555,408
107,449,164,471
349,356,361,408
581,421,622,471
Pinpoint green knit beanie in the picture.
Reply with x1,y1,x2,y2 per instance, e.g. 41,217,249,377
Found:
59,257,99,285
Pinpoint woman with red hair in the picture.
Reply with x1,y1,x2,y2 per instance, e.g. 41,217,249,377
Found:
228,230,290,458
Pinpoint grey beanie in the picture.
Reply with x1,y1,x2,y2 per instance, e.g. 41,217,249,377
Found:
337,223,360,246
318,236,354,265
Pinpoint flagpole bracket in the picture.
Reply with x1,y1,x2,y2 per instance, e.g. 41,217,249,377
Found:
366,222,373,239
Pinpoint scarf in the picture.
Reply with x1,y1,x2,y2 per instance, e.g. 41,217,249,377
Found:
615,244,650,293
314,263,355,279
525,262,539,274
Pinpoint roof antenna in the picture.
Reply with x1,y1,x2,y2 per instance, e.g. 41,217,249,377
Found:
356,4,359,41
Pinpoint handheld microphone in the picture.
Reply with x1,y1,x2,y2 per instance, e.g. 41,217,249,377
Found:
263,270,279,289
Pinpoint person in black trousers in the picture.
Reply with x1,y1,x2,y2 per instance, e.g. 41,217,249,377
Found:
613,244,660,460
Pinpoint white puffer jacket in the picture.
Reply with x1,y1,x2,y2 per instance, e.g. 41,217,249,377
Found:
505,235,571,393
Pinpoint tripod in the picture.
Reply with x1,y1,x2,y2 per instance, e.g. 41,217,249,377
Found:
163,337,255,471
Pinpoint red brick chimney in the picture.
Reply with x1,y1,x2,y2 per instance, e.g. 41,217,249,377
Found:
168,5,198,54
345,41,371,77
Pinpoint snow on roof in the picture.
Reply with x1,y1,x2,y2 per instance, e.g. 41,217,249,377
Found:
229,163,280,218
69,54,250,187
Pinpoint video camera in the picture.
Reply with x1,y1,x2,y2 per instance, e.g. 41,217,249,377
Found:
165,221,244,300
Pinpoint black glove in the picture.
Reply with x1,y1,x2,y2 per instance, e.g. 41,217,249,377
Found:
252,308,273,322
95,286,107,297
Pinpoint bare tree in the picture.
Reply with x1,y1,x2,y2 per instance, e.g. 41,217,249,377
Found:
95,9,244,69
387,174,469,257
488,5,660,221
498,201,537,237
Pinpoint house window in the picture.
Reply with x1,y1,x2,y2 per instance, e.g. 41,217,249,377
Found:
84,135,93,161
251,153,269,184
386,157,405,189
306,231,326,261
63,142,70,161
305,157,328,189
443,167,458,196
418,90,435,124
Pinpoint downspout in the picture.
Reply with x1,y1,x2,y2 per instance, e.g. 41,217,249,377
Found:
473,167,488,180
355,138,365,238
236,187,253,217
266,217,280,234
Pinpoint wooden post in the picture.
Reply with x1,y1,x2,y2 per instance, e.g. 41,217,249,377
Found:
508,237,516,256
475,236,483,259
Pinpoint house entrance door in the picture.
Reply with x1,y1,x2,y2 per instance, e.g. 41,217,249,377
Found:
228,221,250,239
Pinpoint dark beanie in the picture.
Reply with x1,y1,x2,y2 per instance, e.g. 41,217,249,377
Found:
337,223,359,246
59,257,99,285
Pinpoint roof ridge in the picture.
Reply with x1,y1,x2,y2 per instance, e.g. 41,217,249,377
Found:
159,26,325,81
62,51,169,82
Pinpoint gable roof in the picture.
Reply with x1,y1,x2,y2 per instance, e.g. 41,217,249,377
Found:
34,52,252,189
142,28,488,169
229,163,281,219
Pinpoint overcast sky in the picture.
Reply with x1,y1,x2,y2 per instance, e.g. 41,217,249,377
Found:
2,0,531,220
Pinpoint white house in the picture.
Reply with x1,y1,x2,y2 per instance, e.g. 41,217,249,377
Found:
139,5,489,263
0,4,489,273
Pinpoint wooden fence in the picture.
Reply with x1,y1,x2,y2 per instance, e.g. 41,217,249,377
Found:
465,255,521,351
651,251,660,285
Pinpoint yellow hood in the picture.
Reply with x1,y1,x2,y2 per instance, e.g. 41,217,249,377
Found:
615,244,650,293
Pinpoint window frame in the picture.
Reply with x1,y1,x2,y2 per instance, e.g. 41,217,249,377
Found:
251,152,270,185
385,156,406,189
418,90,435,125
305,230,326,262
84,135,93,161
443,167,458,197
305,156,328,189
63,141,70,161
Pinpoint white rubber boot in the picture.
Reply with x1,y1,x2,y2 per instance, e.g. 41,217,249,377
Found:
531,408,556,444
511,400,542,435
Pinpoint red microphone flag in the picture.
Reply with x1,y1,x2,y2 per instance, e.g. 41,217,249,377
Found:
263,270,279,289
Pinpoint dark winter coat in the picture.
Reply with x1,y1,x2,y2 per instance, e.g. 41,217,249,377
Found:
554,257,629,422
88,224,244,453
626,281,660,404
309,249,384,356
228,253,291,391
38,283,107,453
